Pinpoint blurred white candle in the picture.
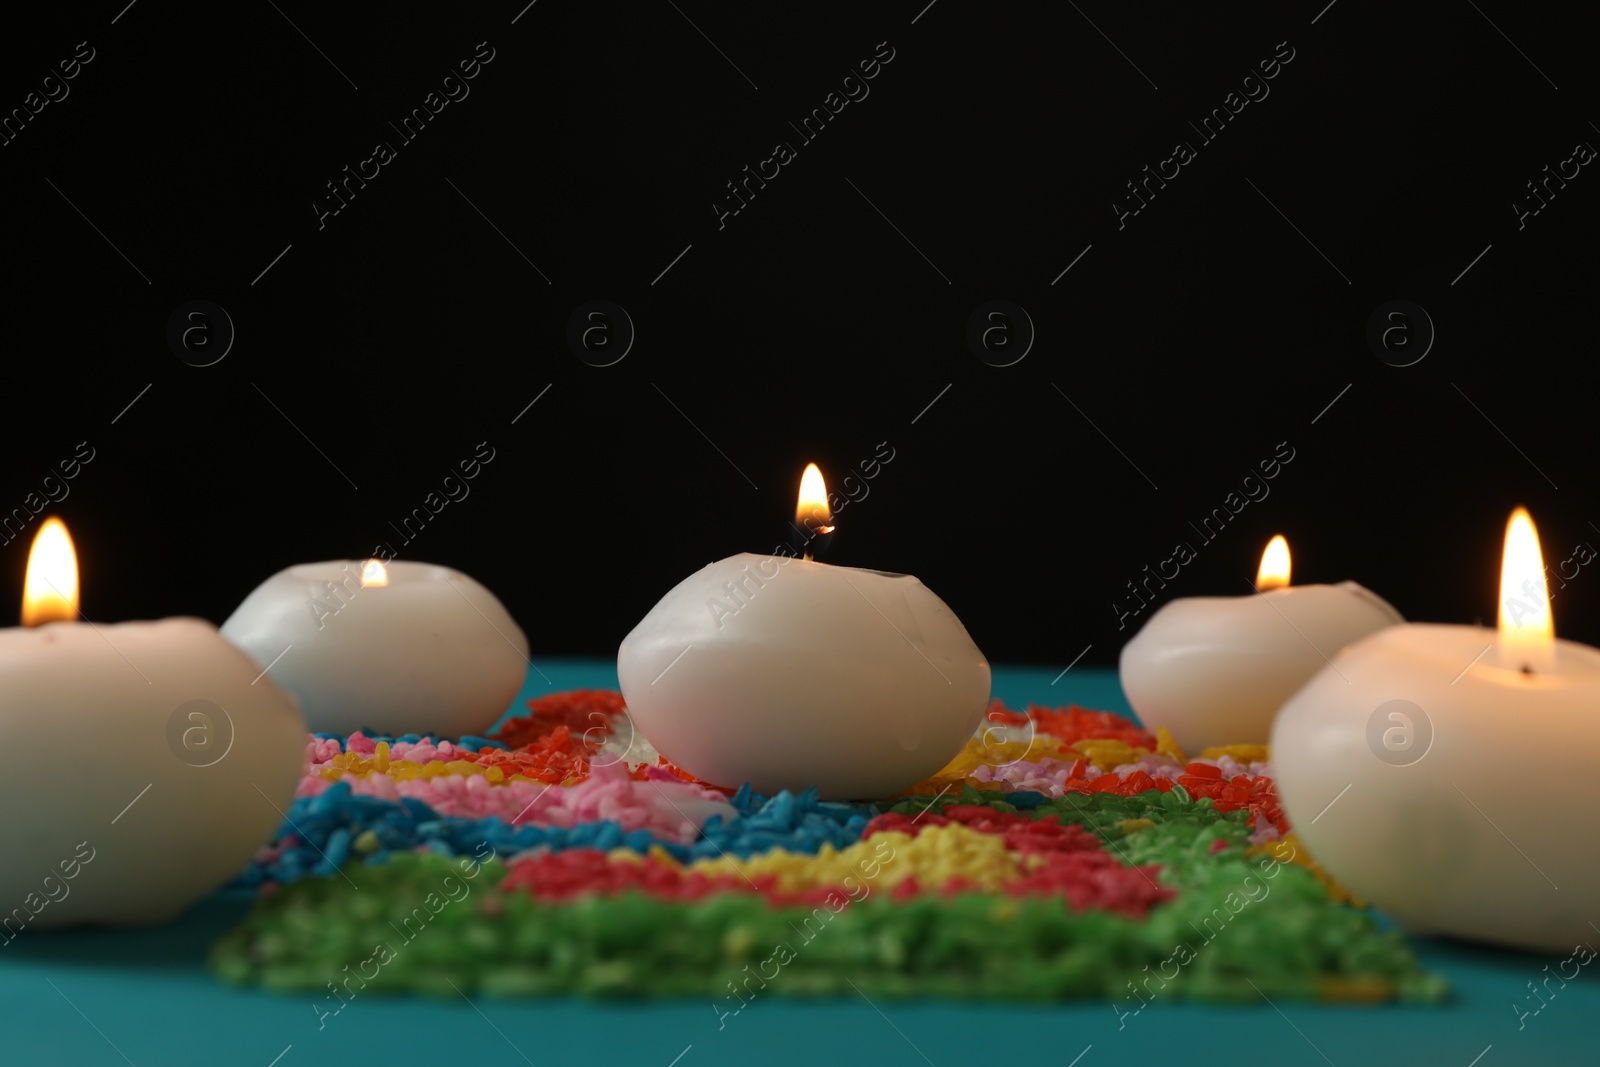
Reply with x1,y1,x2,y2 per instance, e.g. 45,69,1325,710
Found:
1273,508,1600,952
617,466,990,799
1120,536,1402,753
0,519,306,931
222,559,528,737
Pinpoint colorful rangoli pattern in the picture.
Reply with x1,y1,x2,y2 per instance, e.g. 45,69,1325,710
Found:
211,693,1446,1004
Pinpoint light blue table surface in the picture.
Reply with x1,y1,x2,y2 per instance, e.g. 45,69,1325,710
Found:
0,662,1588,1066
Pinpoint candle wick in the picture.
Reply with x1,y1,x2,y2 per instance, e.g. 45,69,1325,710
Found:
1521,663,1535,676
803,552,813,562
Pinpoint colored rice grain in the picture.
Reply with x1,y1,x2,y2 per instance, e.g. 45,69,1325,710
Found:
296,760,735,841
213,689,1442,1006
211,852,1445,1003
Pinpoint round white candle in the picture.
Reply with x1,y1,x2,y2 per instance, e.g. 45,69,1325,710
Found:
1119,537,1402,754
1273,625,1600,951
221,559,528,738
1272,508,1597,952
617,552,990,799
0,521,306,930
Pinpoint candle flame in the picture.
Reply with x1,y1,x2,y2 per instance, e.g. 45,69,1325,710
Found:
1498,507,1553,651
1256,534,1291,591
361,559,389,587
795,463,834,536
22,517,79,626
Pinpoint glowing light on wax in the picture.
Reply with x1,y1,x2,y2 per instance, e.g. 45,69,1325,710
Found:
617,459,990,799
222,558,527,736
1119,531,1402,751
22,518,79,626
1256,534,1291,591
2,518,308,929
1498,506,1554,671
361,558,389,587
1271,505,1600,951
795,462,835,561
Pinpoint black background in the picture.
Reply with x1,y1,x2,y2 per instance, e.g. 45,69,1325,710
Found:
1,1,1594,669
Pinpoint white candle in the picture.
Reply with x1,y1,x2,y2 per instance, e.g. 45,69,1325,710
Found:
0,519,306,931
1119,535,1402,753
617,466,989,799
221,559,528,738
1272,508,1598,952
